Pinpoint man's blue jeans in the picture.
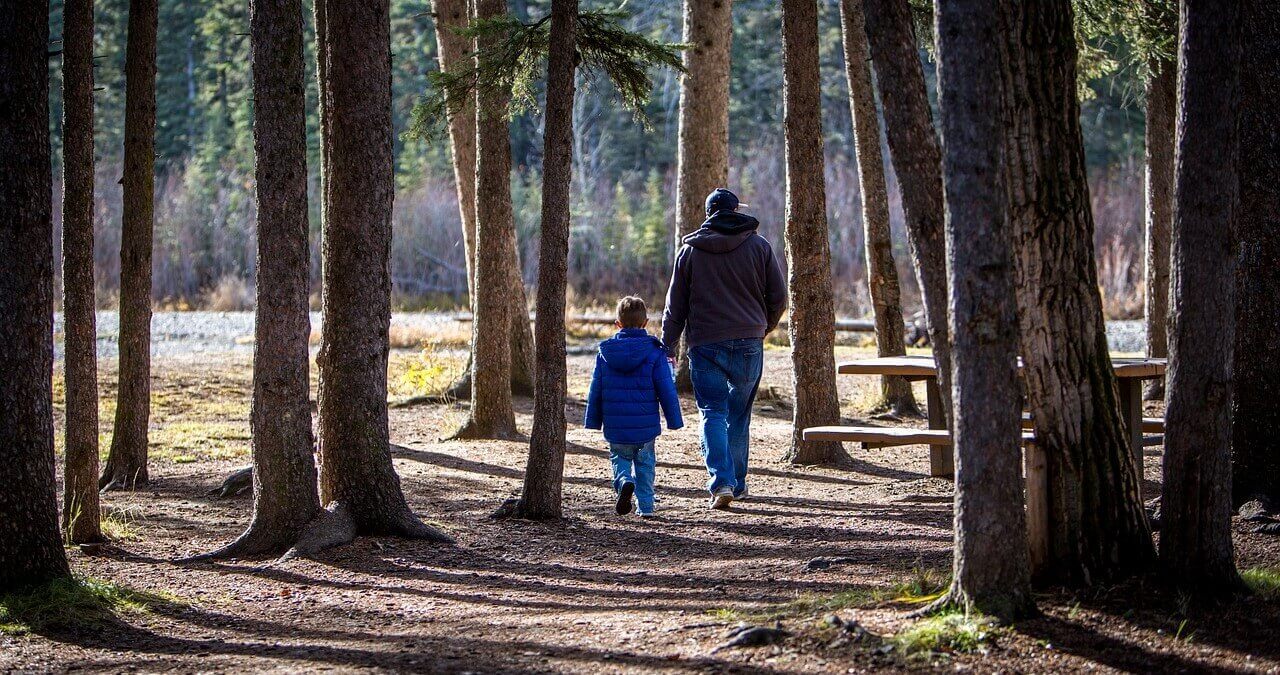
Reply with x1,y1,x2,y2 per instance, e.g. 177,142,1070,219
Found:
689,338,764,497
610,441,656,514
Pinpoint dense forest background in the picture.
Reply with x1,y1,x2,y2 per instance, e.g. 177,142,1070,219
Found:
46,0,1145,316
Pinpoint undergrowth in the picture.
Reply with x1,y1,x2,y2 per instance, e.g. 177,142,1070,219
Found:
892,611,1001,660
0,576,180,635
1242,567,1280,600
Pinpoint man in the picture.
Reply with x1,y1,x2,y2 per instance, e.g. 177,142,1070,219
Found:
662,188,787,510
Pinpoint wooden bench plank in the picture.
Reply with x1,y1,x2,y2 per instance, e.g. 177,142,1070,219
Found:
801,426,1036,446
1019,413,1164,434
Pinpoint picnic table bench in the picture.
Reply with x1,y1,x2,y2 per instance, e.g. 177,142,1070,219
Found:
802,355,1166,478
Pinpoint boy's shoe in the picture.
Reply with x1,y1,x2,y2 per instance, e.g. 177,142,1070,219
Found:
710,490,734,511
638,510,656,518
616,482,636,515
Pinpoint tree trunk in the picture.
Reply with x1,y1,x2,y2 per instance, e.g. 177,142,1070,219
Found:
453,0,521,440
0,0,73,590
934,0,1035,620
838,0,917,417
315,0,449,542
1142,0,1176,401
861,0,953,427
781,0,844,465
998,0,1154,586
503,0,578,521
1232,0,1280,508
196,0,321,559
102,0,159,491
434,0,479,305
434,0,536,401
1162,0,1244,594
61,0,104,544
672,0,733,392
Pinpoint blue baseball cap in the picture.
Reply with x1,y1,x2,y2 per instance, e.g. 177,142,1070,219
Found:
705,188,748,215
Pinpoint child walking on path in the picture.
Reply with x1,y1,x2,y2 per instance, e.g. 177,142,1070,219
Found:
584,297,684,516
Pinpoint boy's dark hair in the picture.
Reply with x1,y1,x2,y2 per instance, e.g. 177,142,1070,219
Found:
616,295,648,328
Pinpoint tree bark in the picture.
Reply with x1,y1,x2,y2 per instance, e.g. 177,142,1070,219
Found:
861,0,953,427
781,0,844,465
434,0,479,306
998,0,1154,586
61,0,104,544
1142,0,1177,401
838,0,917,417
315,0,449,542
433,0,536,401
1162,0,1245,594
0,0,73,590
672,0,733,392
503,0,578,521
196,0,321,559
453,0,521,440
102,0,159,491
1232,0,1280,508
934,0,1035,620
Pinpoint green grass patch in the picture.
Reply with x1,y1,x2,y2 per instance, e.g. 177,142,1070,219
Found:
892,611,1001,659
0,576,180,635
889,565,949,604
1242,567,1280,600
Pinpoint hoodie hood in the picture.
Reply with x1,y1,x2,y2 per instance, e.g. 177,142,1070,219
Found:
682,211,761,254
598,328,663,373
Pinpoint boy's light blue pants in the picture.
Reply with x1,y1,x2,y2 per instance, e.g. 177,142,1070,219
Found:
609,441,656,514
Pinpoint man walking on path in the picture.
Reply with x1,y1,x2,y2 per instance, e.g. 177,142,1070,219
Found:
662,188,787,510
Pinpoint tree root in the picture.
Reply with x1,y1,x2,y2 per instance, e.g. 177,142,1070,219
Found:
207,466,254,498
276,503,360,562
490,495,561,521
448,418,523,442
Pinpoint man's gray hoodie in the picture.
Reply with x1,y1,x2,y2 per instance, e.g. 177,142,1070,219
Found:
661,210,787,356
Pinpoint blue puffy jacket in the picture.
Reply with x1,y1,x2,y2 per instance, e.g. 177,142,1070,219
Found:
584,328,684,444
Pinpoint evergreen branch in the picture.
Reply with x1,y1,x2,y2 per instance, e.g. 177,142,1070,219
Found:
407,7,685,143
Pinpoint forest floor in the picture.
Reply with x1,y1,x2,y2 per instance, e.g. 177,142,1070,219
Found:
4,333,1280,673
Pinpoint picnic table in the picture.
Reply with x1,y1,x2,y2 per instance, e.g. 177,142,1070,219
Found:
831,354,1166,477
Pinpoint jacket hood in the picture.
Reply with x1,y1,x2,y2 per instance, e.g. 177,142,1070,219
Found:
598,328,663,373
682,211,761,254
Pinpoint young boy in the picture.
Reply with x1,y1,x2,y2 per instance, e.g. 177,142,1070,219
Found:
584,296,684,516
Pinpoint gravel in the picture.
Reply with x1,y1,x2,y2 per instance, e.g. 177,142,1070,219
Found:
54,311,1148,359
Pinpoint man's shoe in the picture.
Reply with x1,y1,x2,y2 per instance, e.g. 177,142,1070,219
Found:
616,482,635,515
710,491,734,511
734,486,750,501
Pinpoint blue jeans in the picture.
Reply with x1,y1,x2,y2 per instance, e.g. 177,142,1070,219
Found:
689,338,764,496
610,441,656,514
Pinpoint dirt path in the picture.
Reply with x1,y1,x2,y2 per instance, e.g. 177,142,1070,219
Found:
5,350,1278,673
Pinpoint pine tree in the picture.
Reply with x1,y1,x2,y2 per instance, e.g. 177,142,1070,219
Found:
0,0,74,590
934,0,1034,620
781,0,844,465
192,0,322,560
671,0,733,391
503,0,579,520
861,0,954,430
314,0,451,544
61,0,104,544
101,0,160,491
998,0,1154,585
838,0,917,417
1232,0,1280,509
1161,0,1245,594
